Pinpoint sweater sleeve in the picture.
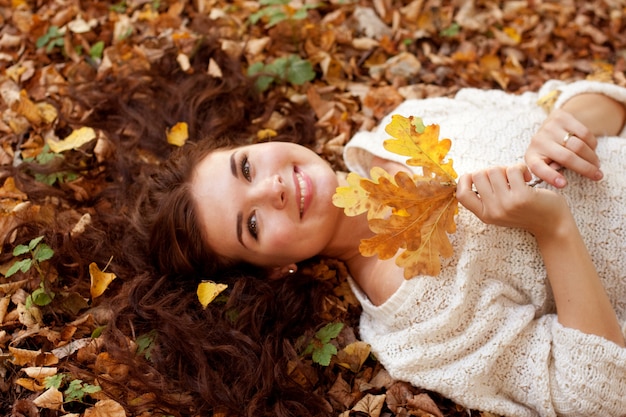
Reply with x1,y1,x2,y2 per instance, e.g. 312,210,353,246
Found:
538,79,626,136
351,273,626,417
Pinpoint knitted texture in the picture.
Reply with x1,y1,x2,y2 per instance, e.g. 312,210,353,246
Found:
343,81,626,417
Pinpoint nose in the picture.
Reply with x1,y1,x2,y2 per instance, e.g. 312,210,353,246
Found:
253,174,286,209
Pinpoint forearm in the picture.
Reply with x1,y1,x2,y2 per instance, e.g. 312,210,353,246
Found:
560,93,626,136
535,215,625,347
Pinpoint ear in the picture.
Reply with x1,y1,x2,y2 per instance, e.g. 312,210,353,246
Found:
268,264,298,280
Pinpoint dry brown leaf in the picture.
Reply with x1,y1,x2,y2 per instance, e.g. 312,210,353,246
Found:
9,346,59,367
328,373,358,409
15,377,45,391
335,340,371,373
407,393,444,417
83,399,126,417
33,387,64,411
350,393,386,417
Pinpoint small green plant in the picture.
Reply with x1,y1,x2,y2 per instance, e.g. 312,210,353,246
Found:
440,22,461,38
136,330,157,360
45,374,102,403
89,41,105,60
23,144,79,185
248,54,316,92
6,236,53,277
249,0,320,28
36,26,65,53
6,236,55,307
303,322,344,366
109,0,127,13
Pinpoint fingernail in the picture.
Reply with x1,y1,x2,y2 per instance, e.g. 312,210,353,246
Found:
555,177,566,188
594,170,604,180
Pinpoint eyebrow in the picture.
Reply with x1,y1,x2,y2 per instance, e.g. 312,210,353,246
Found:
230,151,238,178
231,151,246,248
236,212,246,248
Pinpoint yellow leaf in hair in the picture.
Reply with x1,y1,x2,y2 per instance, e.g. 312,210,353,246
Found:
89,262,117,299
47,127,97,153
166,122,189,146
257,128,277,140
197,281,228,309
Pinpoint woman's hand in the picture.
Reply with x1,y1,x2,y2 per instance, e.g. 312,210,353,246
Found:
459,163,625,346
525,108,602,188
525,93,626,188
457,164,570,238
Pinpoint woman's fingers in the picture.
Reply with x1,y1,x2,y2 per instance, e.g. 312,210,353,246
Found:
525,109,603,187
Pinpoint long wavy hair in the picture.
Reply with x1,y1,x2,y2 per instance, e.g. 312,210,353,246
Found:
2,37,338,416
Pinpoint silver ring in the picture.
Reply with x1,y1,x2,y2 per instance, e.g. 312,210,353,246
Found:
562,132,574,146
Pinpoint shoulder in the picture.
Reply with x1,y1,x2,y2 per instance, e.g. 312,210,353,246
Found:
348,256,405,306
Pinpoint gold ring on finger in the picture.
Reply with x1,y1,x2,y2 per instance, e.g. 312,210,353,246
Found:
562,132,574,146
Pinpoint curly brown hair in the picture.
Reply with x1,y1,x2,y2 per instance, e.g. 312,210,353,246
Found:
2,37,337,416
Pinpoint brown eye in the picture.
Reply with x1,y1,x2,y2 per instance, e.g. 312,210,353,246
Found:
247,212,258,239
240,155,251,181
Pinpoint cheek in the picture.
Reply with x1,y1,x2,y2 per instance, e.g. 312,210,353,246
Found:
263,220,295,248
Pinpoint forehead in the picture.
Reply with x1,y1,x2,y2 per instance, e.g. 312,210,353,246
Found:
190,148,240,257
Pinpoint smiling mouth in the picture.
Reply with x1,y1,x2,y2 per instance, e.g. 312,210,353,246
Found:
295,171,306,217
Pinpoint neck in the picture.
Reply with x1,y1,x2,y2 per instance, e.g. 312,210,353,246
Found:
320,171,374,263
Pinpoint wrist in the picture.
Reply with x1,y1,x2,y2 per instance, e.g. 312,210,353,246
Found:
532,207,577,245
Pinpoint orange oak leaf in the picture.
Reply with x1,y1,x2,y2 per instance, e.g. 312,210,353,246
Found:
332,115,457,278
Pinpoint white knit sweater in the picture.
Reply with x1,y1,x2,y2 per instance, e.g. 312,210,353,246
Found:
343,80,626,417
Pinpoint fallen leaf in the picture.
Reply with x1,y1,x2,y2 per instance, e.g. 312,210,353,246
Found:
350,393,386,417
33,386,64,411
328,373,357,409
335,341,371,373
89,262,117,299
22,366,58,379
9,346,58,366
47,127,97,153
15,377,45,391
166,122,189,146
0,176,27,200
407,393,444,417
84,399,126,417
197,281,228,309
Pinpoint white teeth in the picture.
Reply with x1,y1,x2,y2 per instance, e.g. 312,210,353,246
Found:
296,172,306,215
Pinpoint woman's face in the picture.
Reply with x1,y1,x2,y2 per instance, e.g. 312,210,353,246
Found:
191,142,342,269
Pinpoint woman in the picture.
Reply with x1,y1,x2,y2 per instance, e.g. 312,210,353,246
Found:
158,78,626,417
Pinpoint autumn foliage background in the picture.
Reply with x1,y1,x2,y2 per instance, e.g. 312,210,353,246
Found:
1,0,626,416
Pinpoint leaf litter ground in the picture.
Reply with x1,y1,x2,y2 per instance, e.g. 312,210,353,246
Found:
1,0,625,416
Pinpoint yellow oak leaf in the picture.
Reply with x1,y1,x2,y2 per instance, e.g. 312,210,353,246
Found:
332,169,391,220
89,262,117,299
197,281,228,309
383,115,456,180
332,115,458,278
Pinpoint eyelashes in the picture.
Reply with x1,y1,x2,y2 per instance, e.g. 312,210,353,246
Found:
239,154,258,239
240,154,251,181
248,213,258,239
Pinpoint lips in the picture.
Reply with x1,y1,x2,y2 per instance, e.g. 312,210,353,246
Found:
294,168,312,218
